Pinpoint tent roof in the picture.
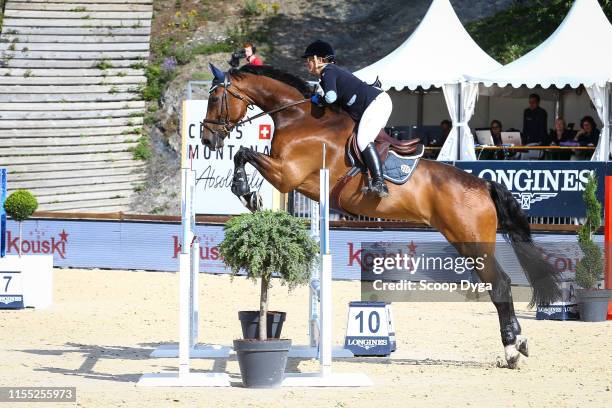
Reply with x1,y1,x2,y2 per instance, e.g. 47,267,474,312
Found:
353,0,501,91
468,0,612,88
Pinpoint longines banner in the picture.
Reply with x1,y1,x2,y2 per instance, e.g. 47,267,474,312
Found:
454,161,605,217
183,100,276,214
5,218,602,287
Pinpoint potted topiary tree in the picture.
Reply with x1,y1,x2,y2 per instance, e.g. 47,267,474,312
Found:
219,210,318,388
574,173,612,321
3,190,38,257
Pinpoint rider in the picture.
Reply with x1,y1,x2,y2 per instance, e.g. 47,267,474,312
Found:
302,39,392,198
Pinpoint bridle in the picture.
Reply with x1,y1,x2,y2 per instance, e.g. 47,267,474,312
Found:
201,72,309,139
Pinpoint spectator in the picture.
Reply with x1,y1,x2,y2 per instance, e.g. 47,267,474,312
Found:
543,118,574,160
543,118,573,146
574,115,600,146
244,42,263,66
522,93,548,145
433,119,452,146
489,119,503,146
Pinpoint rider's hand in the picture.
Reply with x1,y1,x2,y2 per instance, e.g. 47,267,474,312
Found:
310,94,324,106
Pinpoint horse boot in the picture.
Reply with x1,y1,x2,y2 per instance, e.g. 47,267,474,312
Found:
360,142,389,198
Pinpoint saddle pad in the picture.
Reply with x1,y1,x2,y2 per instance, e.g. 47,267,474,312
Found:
382,151,419,184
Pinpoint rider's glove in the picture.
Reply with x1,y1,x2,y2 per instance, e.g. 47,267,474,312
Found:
310,93,324,106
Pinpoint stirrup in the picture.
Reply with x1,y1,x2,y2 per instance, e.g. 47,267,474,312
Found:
371,180,389,198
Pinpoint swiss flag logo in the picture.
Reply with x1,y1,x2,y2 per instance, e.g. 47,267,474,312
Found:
259,124,271,140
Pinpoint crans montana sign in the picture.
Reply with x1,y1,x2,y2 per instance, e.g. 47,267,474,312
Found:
182,100,276,215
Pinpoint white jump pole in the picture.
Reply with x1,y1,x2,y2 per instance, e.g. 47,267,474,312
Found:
138,100,230,387
282,145,371,387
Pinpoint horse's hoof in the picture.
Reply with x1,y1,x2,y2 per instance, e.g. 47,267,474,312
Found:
242,192,262,212
517,336,529,357
504,344,521,369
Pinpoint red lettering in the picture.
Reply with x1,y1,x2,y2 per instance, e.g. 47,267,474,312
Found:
347,242,362,267
172,236,181,258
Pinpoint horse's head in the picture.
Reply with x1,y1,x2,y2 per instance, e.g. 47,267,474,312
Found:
201,63,251,150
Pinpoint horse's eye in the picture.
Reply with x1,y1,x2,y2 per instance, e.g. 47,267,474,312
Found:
209,96,219,103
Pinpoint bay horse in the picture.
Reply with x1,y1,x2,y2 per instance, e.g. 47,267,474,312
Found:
201,64,560,368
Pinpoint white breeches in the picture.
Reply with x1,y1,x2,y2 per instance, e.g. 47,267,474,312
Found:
357,92,393,151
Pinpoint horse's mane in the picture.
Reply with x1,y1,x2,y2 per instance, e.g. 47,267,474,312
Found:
231,65,312,98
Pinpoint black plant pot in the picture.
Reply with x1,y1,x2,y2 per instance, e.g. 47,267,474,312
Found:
233,338,291,388
238,311,286,339
576,289,612,322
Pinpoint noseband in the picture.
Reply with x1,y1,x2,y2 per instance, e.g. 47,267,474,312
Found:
201,72,309,140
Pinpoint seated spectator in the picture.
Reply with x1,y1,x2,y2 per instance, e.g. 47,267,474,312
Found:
571,116,600,160
543,118,573,160
489,119,503,146
574,115,600,146
439,119,451,144
544,118,574,146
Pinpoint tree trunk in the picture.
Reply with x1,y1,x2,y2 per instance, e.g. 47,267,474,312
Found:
259,276,269,341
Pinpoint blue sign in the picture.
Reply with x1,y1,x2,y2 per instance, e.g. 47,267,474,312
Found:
453,161,605,217
1,168,6,258
344,301,393,356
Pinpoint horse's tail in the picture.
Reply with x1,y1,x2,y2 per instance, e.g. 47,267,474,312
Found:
488,180,560,306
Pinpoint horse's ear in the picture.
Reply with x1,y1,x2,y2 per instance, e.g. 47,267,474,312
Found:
209,63,225,82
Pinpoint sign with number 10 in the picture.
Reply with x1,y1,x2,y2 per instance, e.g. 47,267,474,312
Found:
344,301,396,356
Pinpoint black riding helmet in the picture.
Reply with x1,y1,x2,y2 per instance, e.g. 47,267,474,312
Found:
302,40,335,62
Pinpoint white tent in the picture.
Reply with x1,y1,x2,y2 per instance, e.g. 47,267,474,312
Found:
468,0,612,161
354,0,501,160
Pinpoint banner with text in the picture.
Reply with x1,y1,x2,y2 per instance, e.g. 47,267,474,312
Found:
183,100,276,214
454,161,605,217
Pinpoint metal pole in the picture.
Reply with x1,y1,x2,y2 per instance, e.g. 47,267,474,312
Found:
456,83,462,160
319,165,331,376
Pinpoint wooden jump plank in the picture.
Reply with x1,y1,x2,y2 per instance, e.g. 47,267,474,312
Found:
0,151,135,165
0,125,140,137
0,76,147,85
0,142,139,155
37,197,134,212
2,59,145,68
2,134,140,147
2,18,152,27
0,108,144,120
1,50,149,60
0,43,150,51
11,173,144,189
6,3,151,12
0,93,142,102
0,117,143,128
0,68,145,77
35,189,136,205
10,166,143,181
0,84,140,94
1,27,150,35
4,10,152,20
19,0,152,4
6,160,143,173
18,183,142,199
1,35,150,43
0,101,144,111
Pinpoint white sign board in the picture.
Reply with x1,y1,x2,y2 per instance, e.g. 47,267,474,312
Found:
182,100,276,215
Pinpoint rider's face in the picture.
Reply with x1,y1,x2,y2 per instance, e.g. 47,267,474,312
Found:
307,57,318,75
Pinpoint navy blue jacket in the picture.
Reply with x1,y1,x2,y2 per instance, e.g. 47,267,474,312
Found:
319,64,382,122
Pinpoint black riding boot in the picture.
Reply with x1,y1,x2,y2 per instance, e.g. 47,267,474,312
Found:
361,142,389,198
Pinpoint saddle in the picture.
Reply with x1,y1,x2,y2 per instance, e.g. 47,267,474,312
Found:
349,128,423,167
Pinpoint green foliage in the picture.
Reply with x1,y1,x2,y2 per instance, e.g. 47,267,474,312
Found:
243,0,261,17
4,190,38,221
575,173,604,289
131,136,152,161
95,60,113,70
467,1,612,64
141,63,175,101
220,210,318,289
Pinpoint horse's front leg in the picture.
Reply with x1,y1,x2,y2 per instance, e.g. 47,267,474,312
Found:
231,146,286,212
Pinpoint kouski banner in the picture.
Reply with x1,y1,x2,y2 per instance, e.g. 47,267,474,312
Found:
454,161,605,217
5,218,601,287
183,100,276,214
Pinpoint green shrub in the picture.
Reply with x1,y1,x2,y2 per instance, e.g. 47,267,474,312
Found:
4,190,38,221
575,173,604,289
131,136,152,161
220,210,318,340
